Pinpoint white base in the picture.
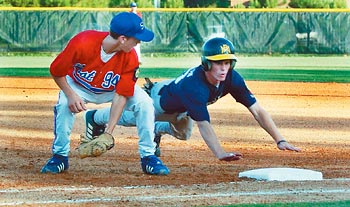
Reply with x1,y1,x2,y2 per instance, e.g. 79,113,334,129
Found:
238,167,323,181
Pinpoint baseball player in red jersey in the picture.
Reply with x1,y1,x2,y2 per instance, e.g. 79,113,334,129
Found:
41,12,169,175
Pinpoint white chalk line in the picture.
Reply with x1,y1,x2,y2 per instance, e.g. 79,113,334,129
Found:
2,178,350,194
1,188,350,206
1,179,350,206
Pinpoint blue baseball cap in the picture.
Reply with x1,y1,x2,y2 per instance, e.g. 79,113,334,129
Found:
130,2,137,7
110,12,154,42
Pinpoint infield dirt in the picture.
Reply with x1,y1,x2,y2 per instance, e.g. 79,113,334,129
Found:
0,77,349,206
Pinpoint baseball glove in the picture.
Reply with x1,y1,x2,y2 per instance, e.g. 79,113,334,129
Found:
77,133,115,159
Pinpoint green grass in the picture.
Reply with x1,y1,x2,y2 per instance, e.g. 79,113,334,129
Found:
140,68,350,82
2,67,349,83
236,69,350,82
3,56,350,70
0,67,50,77
221,200,350,207
1,56,350,82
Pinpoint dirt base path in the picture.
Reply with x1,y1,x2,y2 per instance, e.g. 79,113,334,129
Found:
0,77,349,206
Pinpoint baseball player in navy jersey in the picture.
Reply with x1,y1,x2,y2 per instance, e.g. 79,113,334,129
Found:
40,12,169,175
145,37,301,160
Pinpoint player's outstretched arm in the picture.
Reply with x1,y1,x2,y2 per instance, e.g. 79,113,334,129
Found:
104,94,127,134
196,120,243,161
248,102,301,152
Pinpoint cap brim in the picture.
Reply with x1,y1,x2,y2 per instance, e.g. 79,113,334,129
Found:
134,28,154,42
206,54,237,61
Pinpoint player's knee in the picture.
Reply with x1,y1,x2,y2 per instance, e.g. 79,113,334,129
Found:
140,98,154,112
172,127,192,140
175,133,191,140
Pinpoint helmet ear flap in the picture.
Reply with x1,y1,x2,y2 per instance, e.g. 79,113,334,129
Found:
201,56,211,71
231,60,237,70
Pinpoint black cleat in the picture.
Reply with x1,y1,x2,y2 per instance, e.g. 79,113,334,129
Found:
154,134,162,157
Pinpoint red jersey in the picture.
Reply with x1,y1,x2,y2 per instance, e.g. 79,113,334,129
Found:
50,30,139,96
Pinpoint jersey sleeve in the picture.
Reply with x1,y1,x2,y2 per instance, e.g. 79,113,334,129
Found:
50,33,84,77
227,70,257,108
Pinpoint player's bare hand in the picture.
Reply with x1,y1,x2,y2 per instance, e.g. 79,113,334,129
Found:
219,152,243,161
68,95,87,113
277,140,301,152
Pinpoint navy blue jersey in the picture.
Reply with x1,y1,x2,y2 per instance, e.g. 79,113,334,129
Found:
159,65,256,122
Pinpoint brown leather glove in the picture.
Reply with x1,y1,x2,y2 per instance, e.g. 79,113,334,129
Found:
77,133,115,159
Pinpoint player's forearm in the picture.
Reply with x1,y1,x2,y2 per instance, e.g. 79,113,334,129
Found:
105,94,127,134
52,75,76,97
196,121,226,158
253,108,284,143
249,102,284,143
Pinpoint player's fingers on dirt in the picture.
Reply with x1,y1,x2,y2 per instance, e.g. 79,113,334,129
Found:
234,152,243,157
278,142,301,152
219,152,243,161
287,145,301,152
